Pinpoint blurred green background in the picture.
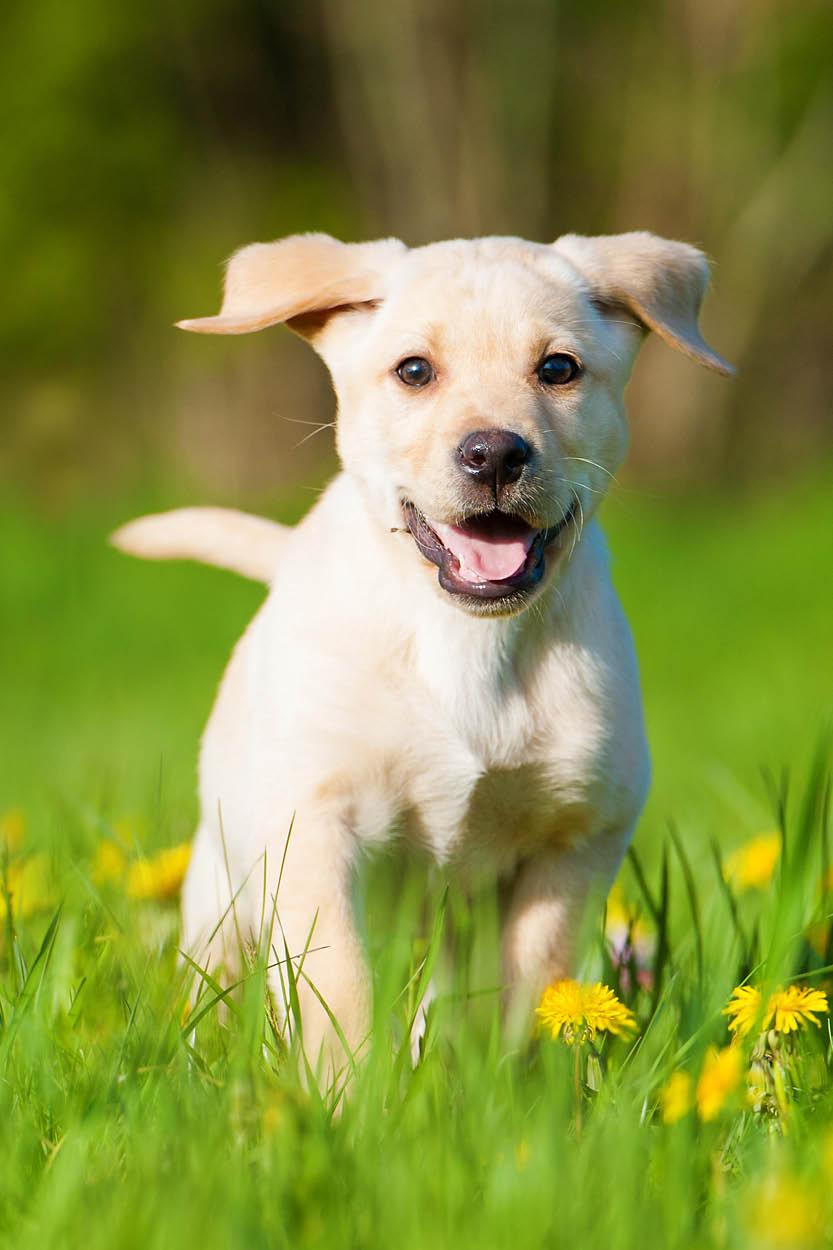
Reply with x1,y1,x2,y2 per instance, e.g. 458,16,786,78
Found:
1,0,832,857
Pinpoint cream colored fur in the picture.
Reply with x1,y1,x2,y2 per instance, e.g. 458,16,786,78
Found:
115,230,731,1085
112,507,287,583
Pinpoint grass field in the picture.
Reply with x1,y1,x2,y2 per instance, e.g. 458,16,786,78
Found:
1,470,832,1249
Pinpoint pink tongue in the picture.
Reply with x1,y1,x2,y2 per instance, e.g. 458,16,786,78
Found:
432,519,536,583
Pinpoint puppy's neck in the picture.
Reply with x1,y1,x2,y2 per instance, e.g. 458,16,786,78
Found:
400,524,593,768
405,579,558,767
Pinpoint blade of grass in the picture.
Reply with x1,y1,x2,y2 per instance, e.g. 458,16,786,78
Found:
669,823,704,993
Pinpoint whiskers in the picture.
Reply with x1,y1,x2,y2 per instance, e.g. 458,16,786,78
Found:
537,470,608,498
281,415,337,450
553,454,619,486
569,490,585,560
559,457,658,507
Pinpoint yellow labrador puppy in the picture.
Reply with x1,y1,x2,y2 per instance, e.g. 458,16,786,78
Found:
114,231,731,1076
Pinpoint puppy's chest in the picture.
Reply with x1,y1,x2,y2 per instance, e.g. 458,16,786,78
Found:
406,760,592,876
400,689,603,872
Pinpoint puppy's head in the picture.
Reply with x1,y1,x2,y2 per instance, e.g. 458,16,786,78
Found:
180,232,732,615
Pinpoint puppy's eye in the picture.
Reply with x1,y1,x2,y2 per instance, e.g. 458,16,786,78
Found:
396,356,434,388
537,353,582,386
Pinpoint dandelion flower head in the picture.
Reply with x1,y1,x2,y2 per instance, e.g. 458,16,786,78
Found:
724,983,828,1038
723,833,780,891
660,1070,693,1125
696,1045,742,1122
536,979,637,1045
126,843,191,901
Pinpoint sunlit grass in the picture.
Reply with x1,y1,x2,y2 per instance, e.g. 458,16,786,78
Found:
1,749,832,1250
1,473,832,1248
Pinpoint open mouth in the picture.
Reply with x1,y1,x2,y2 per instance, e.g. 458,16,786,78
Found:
401,497,578,602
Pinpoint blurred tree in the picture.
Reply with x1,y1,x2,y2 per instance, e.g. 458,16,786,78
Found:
1,0,831,501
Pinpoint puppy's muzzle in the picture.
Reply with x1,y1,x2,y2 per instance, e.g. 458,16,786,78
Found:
457,429,531,501
401,495,578,608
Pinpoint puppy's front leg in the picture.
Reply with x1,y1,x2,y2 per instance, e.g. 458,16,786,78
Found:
267,808,370,1088
500,832,630,1036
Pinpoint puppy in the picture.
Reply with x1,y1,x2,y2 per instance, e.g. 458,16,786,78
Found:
114,231,731,1078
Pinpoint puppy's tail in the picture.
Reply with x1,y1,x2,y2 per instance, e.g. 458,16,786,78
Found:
110,507,288,584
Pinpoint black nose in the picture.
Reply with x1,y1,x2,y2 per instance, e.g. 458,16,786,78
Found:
457,429,531,491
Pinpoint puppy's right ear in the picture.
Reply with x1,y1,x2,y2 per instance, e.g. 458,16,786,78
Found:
554,231,733,375
177,233,406,342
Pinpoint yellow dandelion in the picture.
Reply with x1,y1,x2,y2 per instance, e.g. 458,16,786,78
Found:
723,985,763,1038
0,854,55,921
536,978,637,1045
126,842,191,901
605,884,656,992
765,985,828,1035
581,982,638,1037
723,833,780,891
0,808,25,854
605,883,655,955
724,983,828,1039
92,839,128,886
748,1174,822,1248
696,1045,742,1122
660,1070,693,1124
537,979,584,1042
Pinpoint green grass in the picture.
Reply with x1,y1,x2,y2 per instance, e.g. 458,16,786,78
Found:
1,472,832,1249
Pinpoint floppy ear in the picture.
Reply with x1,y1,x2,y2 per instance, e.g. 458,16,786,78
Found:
554,231,733,375
177,232,407,340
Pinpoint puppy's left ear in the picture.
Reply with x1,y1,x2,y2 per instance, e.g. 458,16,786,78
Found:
177,232,407,343
554,231,734,375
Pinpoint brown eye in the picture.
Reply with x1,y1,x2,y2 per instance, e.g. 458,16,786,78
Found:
537,353,582,386
396,356,434,388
